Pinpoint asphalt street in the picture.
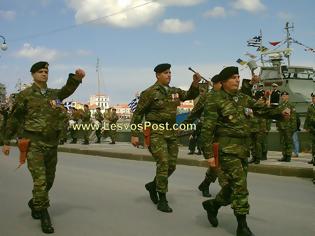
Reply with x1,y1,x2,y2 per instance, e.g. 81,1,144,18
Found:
0,148,314,236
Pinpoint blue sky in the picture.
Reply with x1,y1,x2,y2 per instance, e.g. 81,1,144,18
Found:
0,0,314,104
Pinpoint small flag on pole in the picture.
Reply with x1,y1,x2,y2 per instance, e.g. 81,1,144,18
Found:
236,58,247,65
247,35,262,47
269,41,281,46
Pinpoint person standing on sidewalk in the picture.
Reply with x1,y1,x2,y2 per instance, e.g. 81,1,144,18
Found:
94,107,104,143
81,104,91,145
130,63,200,213
292,113,301,157
200,66,290,236
276,91,297,162
2,61,85,234
304,92,315,166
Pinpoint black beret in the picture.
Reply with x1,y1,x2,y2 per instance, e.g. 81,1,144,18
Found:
311,92,315,97
211,74,221,83
218,66,239,81
281,91,289,96
30,61,49,73
154,63,171,73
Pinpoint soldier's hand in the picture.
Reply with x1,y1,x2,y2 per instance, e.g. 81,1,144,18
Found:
75,69,86,80
282,108,291,119
208,157,216,168
251,75,260,84
193,73,202,86
2,145,10,156
131,136,140,147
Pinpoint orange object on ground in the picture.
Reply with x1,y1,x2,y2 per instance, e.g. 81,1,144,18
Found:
17,138,30,169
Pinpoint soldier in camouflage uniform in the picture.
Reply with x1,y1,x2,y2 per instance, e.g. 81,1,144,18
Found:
304,92,315,166
94,107,104,143
276,91,297,162
130,63,200,213
200,66,289,236
0,103,9,145
69,107,80,144
57,104,69,145
184,74,222,197
108,108,119,144
81,104,91,145
2,61,85,234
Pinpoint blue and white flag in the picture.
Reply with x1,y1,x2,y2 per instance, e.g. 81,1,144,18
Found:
247,36,262,47
64,101,75,110
128,97,138,113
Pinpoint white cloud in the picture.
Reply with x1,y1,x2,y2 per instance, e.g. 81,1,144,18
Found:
0,10,16,21
158,19,194,34
204,6,226,18
15,43,61,61
277,11,293,21
66,0,163,28
159,0,205,6
231,0,266,12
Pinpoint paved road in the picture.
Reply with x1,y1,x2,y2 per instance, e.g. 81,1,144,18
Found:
0,148,314,236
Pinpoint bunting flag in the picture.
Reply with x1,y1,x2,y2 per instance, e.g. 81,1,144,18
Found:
292,39,315,54
247,35,262,47
128,97,139,113
236,58,247,65
269,41,281,46
257,45,268,52
245,52,257,59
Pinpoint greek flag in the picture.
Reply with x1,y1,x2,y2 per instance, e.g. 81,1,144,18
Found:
64,101,75,110
247,36,262,47
128,97,138,113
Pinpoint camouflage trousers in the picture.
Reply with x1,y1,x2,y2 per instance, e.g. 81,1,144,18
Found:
204,167,217,184
27,141,58,211
149,130,178,193
310,132,315,158
279,129,293,157
215,154,249,215
250,132,267,161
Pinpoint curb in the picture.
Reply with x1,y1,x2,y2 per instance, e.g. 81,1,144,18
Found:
58,147,314,179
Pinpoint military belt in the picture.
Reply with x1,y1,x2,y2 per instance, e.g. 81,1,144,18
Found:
216,136,249,146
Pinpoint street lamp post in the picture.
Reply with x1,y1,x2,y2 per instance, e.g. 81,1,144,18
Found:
0,35,8,51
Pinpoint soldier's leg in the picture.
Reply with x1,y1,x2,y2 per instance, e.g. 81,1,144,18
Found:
188,136,196,154
261,132,268,160
278,131,287,161
45,146,58,192
27,143,50,211
249,133,258,164
149,131,173,213
312,133,315,162
199,167,217,197
284,130,293,162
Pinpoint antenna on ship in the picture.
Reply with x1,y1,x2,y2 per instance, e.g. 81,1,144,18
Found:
284,22,294,66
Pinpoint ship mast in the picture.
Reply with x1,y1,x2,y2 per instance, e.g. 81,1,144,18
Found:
284,22,294,66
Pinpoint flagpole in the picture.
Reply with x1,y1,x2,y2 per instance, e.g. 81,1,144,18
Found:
260,29,264,66
96,57,100,109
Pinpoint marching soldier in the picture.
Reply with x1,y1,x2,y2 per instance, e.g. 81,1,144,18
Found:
81,104,91,145
130,63,200,213
2,61,85,234
276,91,297,162
108,108,119,144
94,107,104,143
200,66,289,236
304,92,315,166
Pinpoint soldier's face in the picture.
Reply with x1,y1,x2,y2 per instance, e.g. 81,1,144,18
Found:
222,74,240,92
281,94,289,102
312,96,315,104
157,69,171,86
32,68,49,83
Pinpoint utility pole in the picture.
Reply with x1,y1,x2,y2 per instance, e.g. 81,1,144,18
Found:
284,22,294,66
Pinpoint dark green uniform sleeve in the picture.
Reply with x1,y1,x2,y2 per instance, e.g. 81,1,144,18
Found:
57,74,82,100
175,83,200,101
130,91,153,137
3,94,26,144
184,94,207,124
240,79,254,97
200,94,218,158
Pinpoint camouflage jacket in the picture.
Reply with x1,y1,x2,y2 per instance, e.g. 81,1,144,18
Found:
108,112,119,124
4,74,81,145
94,111,104,122
200,89,284,159
130,82,199,136
276,101,297,131
81,110,91,123
304,103,315,134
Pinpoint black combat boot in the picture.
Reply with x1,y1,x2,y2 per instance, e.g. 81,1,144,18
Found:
109,141,116,144
28,199,41,220
285,155,291,162
198,179,211,197
278,155,287,162
82,140,89,145
236,214,254,236
145,180,159,204
202,199,220,227
157,192,173,213
40,209,54,234
96,138,101,144
70,138,77,144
